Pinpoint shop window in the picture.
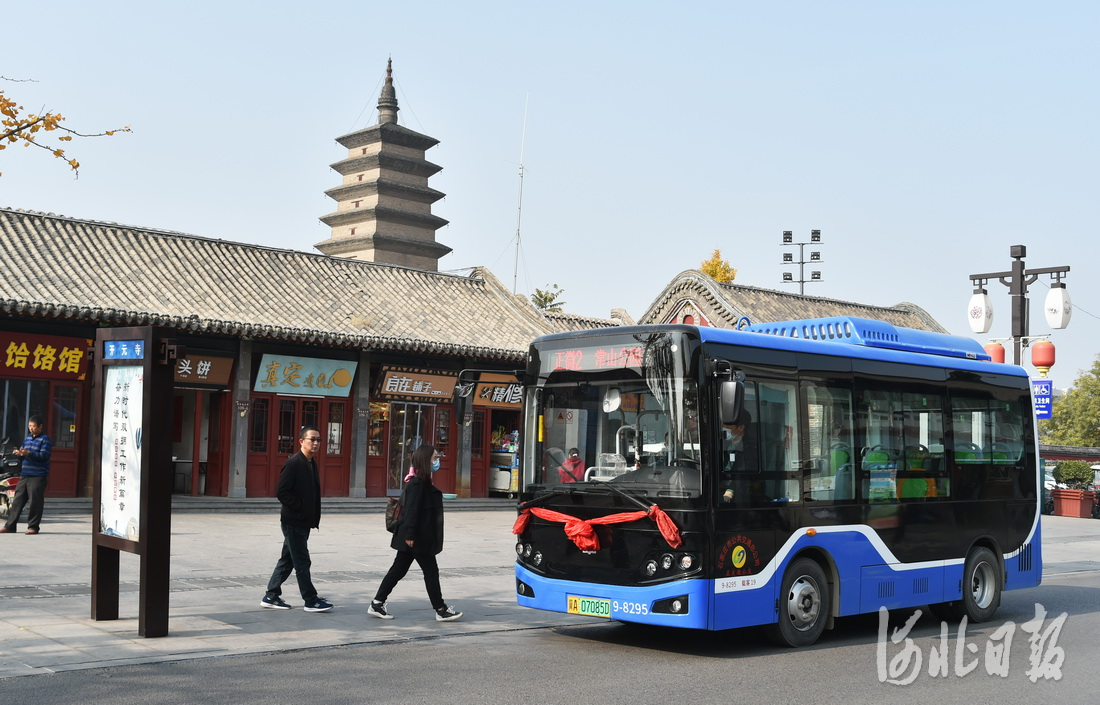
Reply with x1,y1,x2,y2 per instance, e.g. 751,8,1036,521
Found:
368,402,389,456
302,400,320,433
50,384,79,449
327,402,345,455
2,379,49,442
471,410,485,460
278,400,297,455
249,398,269,453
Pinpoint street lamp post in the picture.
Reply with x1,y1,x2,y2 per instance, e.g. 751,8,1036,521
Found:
781,229,823,295
967,245,1071,366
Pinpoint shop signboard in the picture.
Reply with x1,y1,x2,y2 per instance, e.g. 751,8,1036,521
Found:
253,354,356,397
473,373,522,409
376,365,458,402
1,331,91,380
174,353,234,388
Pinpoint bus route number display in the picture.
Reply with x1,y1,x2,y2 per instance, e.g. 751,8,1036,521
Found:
550,346,644,372
567,595,612,618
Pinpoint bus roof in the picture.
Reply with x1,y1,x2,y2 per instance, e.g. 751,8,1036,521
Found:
740,316,990,361
532,317,1025,377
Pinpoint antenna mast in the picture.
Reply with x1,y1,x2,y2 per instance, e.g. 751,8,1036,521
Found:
512,95,529,294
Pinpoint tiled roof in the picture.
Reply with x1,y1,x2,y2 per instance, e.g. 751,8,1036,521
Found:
0,208,556,363
641,270,948,333
542,310,624,333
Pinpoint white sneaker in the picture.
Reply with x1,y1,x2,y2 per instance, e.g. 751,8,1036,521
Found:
435,605,463,622
368,601,394,619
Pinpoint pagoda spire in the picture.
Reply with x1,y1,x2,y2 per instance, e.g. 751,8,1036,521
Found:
377,58,399,124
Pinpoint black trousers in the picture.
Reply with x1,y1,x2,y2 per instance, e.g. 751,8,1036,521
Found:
4,475,47,531
264,523,319,601
374,550,444,610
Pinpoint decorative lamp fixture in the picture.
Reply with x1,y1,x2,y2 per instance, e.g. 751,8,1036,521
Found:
783,253,793,262
811,271,822,280
810,229,821,243
1031,340,1056,377
783,272,794,281
984,341,1005,364
1044,284,1072,330
782,230,793,244
967,288,994,334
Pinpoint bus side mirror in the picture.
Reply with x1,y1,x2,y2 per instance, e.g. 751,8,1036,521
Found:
720,380,744,425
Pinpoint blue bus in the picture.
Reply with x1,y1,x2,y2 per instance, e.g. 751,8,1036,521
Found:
512,317,1041,646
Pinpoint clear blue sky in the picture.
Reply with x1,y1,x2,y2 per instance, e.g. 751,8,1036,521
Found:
3,1,1098,386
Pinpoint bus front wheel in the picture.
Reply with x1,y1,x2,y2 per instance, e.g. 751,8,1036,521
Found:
930,546,1001,623
767,557,830,648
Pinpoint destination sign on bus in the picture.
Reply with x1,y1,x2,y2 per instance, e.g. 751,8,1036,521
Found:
549,345,644,372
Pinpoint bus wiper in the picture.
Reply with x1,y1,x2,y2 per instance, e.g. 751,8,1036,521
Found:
599,481,654,512
518,487,581,511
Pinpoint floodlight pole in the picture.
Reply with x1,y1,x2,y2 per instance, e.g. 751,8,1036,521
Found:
780,229,823,295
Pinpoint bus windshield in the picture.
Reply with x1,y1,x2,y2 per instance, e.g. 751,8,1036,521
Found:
529,331,702,498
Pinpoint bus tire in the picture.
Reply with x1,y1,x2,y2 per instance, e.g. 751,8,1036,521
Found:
930,546,1001,623
766,557,829,648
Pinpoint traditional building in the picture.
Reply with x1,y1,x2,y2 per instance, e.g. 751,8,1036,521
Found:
0,206,569,499
642,270,946,332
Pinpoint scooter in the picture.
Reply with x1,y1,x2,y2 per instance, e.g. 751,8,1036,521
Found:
0,437,22,520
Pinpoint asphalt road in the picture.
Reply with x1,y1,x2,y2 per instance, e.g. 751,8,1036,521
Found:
7,554,1099,704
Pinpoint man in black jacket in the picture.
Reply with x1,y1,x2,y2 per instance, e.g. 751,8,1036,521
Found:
261,425,333,612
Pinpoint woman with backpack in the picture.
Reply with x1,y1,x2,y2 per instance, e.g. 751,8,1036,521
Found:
368,443,462,622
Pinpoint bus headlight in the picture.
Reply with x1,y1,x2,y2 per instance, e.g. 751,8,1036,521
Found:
660,554,674,570
532,551,544,567
644,560,658,576
523,543,534,558
678,554,695,570
515,543,524,556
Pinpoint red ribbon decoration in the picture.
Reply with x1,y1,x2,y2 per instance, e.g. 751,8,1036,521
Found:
512,505,682,551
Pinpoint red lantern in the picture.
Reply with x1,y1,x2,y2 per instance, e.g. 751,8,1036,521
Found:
984,341,1005,363
1031,340,1055,377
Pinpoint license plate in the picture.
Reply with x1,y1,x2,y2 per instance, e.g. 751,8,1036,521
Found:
567,595,611,618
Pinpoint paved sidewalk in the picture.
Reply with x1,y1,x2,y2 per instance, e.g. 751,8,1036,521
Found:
1,509,1097,679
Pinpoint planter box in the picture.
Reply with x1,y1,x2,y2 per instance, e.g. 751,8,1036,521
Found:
1051,489,1096,518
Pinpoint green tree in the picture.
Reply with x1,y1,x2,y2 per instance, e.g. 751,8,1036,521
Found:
1039,357,1100,447
700,248,737,283
531,284,566,312
1,78,131,177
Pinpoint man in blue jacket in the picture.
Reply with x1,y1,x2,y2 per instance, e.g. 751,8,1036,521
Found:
2,415,51,535
260,425,333,612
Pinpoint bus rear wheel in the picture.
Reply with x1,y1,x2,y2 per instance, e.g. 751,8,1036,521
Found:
766,557,829,648
929,546,1001,623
